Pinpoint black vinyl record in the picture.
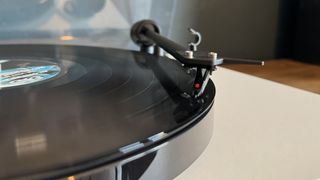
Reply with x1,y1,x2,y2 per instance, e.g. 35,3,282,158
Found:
0,44,215,179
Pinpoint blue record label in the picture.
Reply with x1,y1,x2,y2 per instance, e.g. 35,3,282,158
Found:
0,60,61,88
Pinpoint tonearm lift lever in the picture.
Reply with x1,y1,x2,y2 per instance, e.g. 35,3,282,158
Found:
131,20,264,97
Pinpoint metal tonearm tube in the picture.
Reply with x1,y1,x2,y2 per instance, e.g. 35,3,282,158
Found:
130,20,264,97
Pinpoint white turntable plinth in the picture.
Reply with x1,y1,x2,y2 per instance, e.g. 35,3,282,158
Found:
177,67,320,180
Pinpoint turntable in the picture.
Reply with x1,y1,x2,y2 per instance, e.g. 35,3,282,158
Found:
0,19,262,180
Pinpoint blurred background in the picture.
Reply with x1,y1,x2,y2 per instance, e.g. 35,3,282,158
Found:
0,0,319,93
169,0,320,94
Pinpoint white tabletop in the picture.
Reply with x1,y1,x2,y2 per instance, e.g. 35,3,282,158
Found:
176,68,320,180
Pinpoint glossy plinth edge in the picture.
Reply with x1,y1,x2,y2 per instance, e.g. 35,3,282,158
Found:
56,105,214,180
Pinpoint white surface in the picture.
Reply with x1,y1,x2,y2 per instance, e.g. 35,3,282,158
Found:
176,68,320,180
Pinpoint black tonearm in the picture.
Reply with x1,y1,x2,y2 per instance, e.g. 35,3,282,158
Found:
130,20,264,97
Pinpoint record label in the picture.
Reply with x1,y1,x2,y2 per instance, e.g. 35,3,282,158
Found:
0,59,61,89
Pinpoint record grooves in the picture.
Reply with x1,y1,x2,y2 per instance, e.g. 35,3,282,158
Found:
0,18,266,180
0,44,215,179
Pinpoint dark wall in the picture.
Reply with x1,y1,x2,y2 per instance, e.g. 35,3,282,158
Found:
170,0,319,64
275,0,298,59
292,0,320,64
170,0,280,60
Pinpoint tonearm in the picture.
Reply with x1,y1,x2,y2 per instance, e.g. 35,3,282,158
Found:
130,20,264,97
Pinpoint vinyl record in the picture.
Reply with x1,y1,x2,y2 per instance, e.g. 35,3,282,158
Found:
0,44,215,179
